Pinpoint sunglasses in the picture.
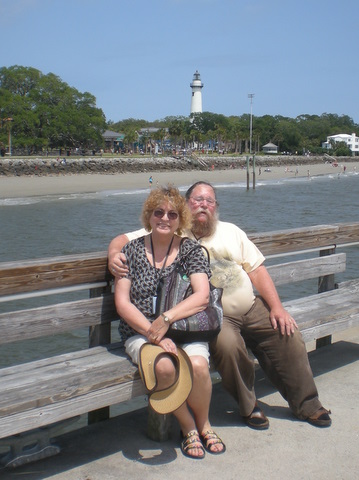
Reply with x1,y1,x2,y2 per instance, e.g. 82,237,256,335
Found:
153,208,179,220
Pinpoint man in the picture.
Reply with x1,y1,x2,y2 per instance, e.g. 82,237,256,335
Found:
108,181,331,429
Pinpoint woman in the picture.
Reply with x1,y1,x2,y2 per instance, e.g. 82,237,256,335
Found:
114,186,225,459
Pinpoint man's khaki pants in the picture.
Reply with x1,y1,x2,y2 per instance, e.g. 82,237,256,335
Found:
210,296,322,419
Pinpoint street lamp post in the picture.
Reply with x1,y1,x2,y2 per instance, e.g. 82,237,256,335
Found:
247,94,255,190
2,117,13,156
8,118,13,156
248,94,254,154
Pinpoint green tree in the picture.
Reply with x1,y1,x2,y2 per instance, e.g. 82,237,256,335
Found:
111,118,149,134
153,128,167,151
123,130,138,153
0,65,106,153
168,118,190,150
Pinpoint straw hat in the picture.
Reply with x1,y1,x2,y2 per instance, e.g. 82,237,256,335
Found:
138,343,193,414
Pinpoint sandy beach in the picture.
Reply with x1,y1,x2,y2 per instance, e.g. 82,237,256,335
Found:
0,161,357,198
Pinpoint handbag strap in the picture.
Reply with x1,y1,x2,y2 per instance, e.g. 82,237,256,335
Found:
179,237,211,265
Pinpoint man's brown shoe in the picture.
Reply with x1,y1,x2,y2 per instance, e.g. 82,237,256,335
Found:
244,404,269,430
307,407,332,428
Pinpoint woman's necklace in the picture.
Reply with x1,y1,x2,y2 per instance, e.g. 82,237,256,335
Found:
150,234,174,315
150,234,174,270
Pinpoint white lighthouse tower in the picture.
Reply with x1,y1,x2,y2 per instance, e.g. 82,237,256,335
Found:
190,70,203,114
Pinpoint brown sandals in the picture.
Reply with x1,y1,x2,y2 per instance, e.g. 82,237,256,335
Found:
307,407,332,427
181,430,205,459
200,430,226,455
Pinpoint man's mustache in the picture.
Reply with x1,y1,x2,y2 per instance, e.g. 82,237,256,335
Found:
193,208,208,216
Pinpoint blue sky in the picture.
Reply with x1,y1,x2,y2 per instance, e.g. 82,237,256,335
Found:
1,0,358,123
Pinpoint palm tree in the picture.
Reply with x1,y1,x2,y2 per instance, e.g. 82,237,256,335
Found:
124,130,138,153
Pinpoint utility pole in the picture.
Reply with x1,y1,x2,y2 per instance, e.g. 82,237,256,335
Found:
1,117,13,156
248,94,254,154
247,94,255,190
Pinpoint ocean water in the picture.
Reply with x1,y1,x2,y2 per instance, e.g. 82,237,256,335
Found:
1,171,358,261
0,171,359,366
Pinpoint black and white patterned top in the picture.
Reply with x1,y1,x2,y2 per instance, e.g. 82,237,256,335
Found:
118,236,211,342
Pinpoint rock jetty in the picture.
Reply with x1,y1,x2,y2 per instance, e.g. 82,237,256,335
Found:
0,155,354,177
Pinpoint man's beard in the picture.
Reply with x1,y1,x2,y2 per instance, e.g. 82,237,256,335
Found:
191,208,218,239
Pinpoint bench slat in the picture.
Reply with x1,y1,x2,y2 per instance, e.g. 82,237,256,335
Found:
0,342,123,376
0,347,131,398
0,345,143,421
267,253,346,286
0,343,145,439
337,278,359,290
0,295,118,345
284,285,359,342
0,253,109,296
0,379,145,439
250,222,359,255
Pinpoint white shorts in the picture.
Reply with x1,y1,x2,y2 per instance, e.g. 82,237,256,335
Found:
124,335,210,365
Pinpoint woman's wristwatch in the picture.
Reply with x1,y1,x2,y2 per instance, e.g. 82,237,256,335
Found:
161,313,171,324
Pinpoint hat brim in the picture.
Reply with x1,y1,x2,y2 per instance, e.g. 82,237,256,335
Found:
138,343,193,414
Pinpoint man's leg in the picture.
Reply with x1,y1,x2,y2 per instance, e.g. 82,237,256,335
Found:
243,297,324,420
210,315,257,417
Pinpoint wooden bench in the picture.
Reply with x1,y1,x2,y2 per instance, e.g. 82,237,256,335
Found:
0,222,359,468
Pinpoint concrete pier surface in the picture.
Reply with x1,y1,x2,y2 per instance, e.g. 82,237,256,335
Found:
3,328,359,480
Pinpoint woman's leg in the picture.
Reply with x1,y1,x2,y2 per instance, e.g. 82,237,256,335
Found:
186,355,212,433
186,355,225,454
155,355,205,458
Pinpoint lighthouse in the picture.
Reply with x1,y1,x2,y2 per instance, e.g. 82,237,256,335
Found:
190,70,203,114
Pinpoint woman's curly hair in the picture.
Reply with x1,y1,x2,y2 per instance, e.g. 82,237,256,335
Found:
141,185,192,235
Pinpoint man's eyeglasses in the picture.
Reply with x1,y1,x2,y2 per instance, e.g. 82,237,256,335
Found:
190,196,216,206
153,209,179,220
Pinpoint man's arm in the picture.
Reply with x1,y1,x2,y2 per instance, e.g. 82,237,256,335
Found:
108,234,130,276
248,265,298,336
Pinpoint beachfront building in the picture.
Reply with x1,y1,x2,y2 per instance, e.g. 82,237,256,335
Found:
138,127,169,154
103,130,125,153
190,70,204,114
262,142,278,154
322,133,359,155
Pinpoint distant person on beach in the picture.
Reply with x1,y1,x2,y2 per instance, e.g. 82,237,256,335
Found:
114,186,226,459
149,175,153,187
108,181,332,430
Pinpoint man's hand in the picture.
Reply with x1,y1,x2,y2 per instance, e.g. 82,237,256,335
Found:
269,306,298,336
108,234,130,277
248,265,298,336
109,252,129,277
